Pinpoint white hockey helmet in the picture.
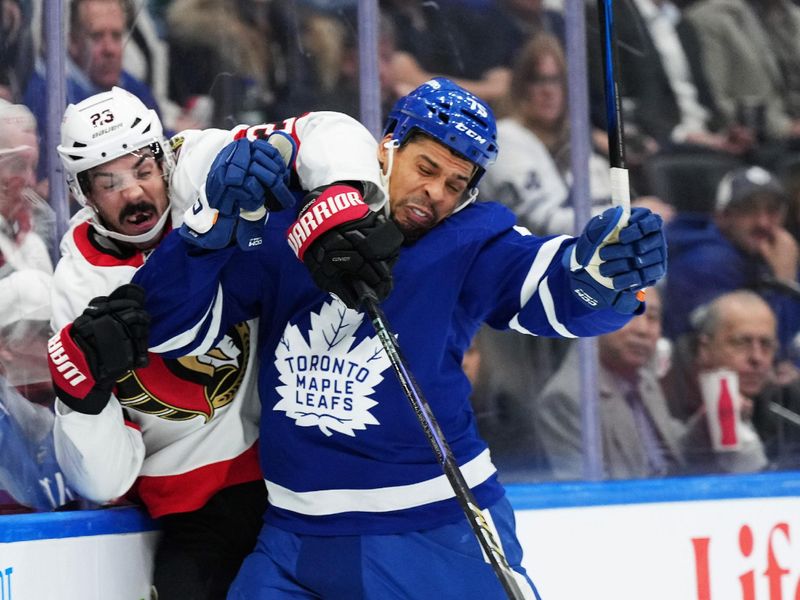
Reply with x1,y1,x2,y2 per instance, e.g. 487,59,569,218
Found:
57,87,175,245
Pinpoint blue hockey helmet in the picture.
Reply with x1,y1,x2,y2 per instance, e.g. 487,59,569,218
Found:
383,78,498,187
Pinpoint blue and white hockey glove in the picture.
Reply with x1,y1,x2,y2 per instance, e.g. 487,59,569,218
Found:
181,133,297,251
565,206,666,314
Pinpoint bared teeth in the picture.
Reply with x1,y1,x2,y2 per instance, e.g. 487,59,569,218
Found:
410,206,431,220
130,213,152,224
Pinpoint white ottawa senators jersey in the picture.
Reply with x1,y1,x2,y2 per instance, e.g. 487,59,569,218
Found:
52,207,262,518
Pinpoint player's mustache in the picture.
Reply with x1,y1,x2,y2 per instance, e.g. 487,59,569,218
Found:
119,201,156,222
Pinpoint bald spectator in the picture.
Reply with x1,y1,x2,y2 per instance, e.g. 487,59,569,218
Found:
674,291,776,473
536,287,689,480
0,100,53,274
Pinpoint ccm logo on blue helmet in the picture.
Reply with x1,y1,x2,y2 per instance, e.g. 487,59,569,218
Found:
454,122,487,145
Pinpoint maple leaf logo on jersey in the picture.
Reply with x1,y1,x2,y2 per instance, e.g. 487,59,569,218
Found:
273,300,391,437
115,322,251,422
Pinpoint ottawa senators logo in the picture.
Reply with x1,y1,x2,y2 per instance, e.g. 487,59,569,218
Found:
115,322,250,422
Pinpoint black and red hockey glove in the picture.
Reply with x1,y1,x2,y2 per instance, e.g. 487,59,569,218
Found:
287,184,404,309
48,284,151,415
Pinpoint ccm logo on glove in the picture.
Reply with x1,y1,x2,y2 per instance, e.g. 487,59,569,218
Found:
573,287,598,307
287,185,368,260
48,326,93,395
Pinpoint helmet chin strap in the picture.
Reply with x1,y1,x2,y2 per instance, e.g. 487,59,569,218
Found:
379,139,399,218
453,187,480,214
89,202,172,246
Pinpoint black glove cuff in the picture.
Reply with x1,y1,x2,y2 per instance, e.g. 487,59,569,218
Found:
55,378,115,416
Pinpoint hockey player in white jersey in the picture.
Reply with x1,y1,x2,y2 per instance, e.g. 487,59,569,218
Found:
45,87,292,599
132,78,667,599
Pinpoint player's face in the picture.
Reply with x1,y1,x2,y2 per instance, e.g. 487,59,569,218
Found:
716,195,786,256
69,0,125,89
380,134,475,241
599,288,662,376
698,300,777,398
86,149,168,239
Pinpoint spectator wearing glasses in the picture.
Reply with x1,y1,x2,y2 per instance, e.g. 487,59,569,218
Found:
672,291,781,473
480,34,614,237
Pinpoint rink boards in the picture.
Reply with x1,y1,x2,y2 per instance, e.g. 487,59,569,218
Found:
1,471,799,599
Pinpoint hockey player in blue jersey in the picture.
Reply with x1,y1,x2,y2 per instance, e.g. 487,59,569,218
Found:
130,78,667,599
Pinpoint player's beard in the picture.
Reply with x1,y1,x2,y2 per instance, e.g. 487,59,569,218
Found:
391,196,440,244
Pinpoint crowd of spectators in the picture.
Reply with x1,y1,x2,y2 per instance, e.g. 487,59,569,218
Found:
2,0,800,514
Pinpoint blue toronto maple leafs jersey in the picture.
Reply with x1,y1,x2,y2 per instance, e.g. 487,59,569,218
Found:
133,201,631,535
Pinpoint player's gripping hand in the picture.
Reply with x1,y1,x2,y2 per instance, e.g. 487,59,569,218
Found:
565,206,666,313
287,184,405,309
181,133,297,251
48,284,150,415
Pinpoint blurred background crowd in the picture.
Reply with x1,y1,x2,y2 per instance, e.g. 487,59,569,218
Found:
3,0,800,513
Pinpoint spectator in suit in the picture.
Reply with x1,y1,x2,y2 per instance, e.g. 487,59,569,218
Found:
683,0,800,146
272,7,400,122
588,0,753,157
166,0,273,127
536,287,689,480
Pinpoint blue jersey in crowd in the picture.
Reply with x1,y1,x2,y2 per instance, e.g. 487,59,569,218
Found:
665,213,800,355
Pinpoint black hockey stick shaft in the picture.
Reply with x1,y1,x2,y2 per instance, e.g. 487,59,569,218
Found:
597,0,631,215
357,286,526,600
598,0,624,170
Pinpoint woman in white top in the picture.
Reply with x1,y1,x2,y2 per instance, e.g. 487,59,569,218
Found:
480,34,612,236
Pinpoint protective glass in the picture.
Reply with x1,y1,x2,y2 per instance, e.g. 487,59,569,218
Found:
0,146,37,196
